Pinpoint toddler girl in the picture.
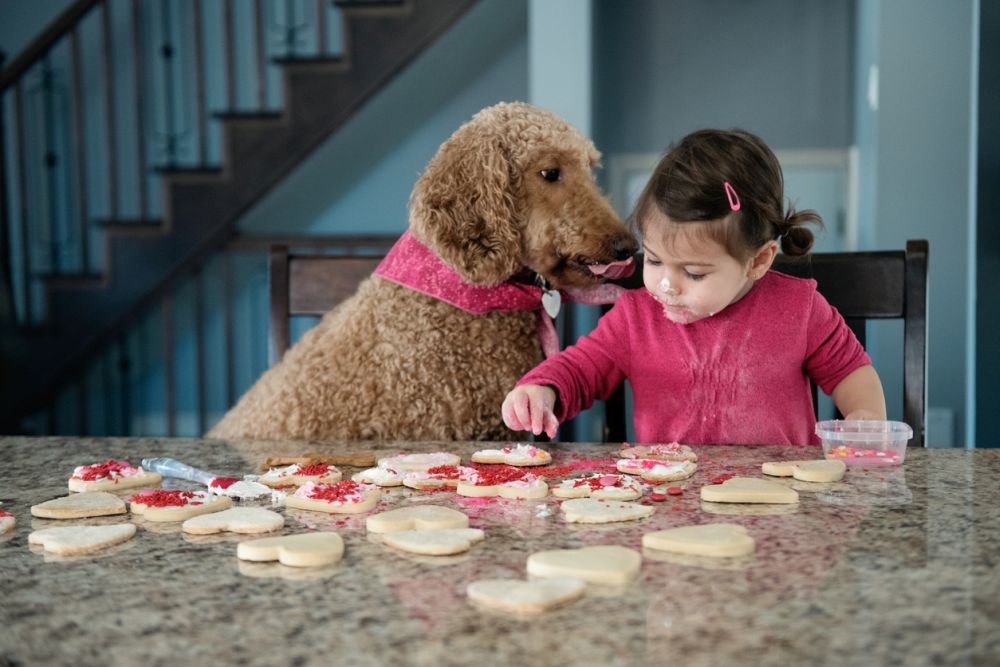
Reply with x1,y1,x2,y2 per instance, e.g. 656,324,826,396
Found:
502,129,886,445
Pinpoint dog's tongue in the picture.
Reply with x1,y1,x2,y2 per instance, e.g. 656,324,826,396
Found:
587,256,635,279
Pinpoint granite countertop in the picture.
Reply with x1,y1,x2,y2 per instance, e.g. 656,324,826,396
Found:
1,437,998,666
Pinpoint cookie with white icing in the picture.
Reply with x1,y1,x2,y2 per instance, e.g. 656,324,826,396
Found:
552,473,642,500
619,442,697,462
129,489,233,521
258,463,342,488
616,458,697,482
402,465,474,490
471,444,552,466
376,452,461,473
67,460,162,493
0,509,15,535
352,467,404,487
284,481,382,514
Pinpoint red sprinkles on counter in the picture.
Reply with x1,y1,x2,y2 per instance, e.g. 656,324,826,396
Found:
710,473,736,485
129,489,201,507
649,493,667,502
209,477,239,490
73,460,136,481
666,486,683,496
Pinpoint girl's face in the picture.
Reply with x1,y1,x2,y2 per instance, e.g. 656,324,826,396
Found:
641,218,770,325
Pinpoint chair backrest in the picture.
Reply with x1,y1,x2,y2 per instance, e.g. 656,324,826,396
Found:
602,239,929,447
268,244,389,367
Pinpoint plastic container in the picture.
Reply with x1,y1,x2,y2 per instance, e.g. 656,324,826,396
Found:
815,420,913,466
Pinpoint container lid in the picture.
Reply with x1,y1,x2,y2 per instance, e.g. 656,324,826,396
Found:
814,420,913,443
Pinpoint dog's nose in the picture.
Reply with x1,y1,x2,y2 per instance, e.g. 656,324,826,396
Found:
612,234,639,260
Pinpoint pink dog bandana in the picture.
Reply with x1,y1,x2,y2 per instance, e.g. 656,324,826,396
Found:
373,232,633,358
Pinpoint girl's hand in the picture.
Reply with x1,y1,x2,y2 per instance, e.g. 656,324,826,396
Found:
842,409,883,421
502,384,559,438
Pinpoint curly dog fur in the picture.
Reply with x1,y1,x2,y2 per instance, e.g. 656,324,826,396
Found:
207,102,636,441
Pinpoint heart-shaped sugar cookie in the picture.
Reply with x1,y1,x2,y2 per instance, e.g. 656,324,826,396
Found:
382,528,485,555
130,490,233,521
699,477,799,504
762,459,846,482
366,505,469,533
560,498,654,524
237,532,344,567
28,524,136,555
0,513,15,535
467,577,585,613
31,492,127,519
643,523,755,557
376,452,461,473
181,507,284,535
527,545,641,585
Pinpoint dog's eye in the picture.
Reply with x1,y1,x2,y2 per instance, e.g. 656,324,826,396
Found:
539,168,561,182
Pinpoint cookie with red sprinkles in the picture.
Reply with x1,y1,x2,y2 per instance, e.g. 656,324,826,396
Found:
402,465,474,491
618,442,697,462
284,480,382,514
552,473,643,500
129,489,232,522
0,509,15,535
258,463,342,488
68,460,162,493
455,466,548,499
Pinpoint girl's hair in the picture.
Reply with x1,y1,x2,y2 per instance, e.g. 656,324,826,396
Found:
629,129,822,260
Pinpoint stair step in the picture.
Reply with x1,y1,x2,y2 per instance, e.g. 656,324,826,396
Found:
272,55,347,69
40,272,105,290
213,111,283,123
94,219,164,236
335,0,408,8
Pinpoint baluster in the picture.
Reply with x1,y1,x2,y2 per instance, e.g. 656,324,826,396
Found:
118,338,131,436
163,292,175,436
101,1,118,220
14,82,31,324
77,374,87,436
70,29,89,275
157,0,180,168
194,265,206,434
224,250,235,408
39,56,61,274
317,0,327,54
192,0,207,166
224,0,236,109
255,0,266,108
0,52,14,324
102,346,113,435
132,0,148,217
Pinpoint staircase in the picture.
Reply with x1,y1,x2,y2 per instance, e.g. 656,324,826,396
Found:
0,0,476,431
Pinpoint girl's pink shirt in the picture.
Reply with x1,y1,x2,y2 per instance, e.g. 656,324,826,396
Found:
517,270,871,446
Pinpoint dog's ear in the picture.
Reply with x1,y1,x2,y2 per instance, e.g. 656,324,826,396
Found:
409,132,522,285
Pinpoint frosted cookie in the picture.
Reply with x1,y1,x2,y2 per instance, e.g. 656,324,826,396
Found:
206,478,273,500
238,532,344,567
129,489,233,521
352,467,404,487
762,459,846,482
402,465,474,491
181,507,285,535
527,545,641,585
455,467,548,499
552,473,643,500
0,509,15,535
560,497,654,524
616,458,697,482
68,460,162,493
284,481,381,514
467,577,585,613
643,523,755,557
258,463,342,488
382,528,485,555
700,477,799,504
619,442,697,462
471,444,552,466
32,491,127,519
376,452,461,473
28,524,136,555
366,505,469,533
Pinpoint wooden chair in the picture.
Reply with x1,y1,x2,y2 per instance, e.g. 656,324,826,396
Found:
268,242,392,367
602,239,929,447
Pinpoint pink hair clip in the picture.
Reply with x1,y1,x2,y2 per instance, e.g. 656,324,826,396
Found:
724,181,741,211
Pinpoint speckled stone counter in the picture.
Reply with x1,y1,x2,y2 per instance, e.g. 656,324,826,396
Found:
1,437,998,666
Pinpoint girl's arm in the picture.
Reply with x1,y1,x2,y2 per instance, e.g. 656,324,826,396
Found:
831,364,887,420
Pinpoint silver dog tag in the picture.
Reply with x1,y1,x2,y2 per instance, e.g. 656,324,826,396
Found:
541,289,562,319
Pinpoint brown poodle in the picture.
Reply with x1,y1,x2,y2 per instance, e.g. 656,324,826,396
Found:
207,102,637,441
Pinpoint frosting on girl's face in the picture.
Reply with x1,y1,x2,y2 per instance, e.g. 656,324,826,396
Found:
641,217,757,325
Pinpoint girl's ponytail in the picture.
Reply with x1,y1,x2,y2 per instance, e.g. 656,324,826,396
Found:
777,207,822,257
